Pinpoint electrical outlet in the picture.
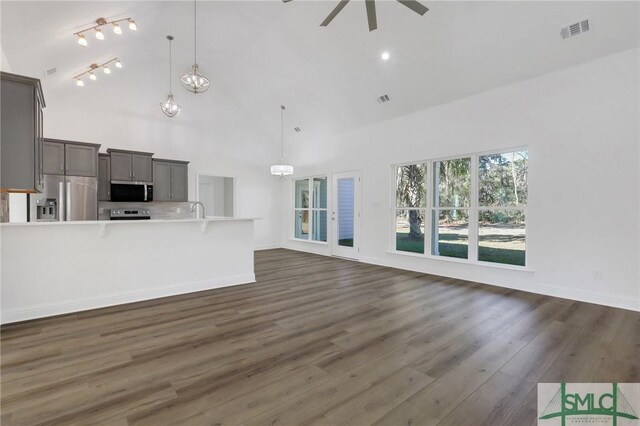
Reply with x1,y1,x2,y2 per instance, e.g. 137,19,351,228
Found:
177,207,181,214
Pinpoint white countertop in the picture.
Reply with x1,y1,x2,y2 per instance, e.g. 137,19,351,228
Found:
0,217,257,227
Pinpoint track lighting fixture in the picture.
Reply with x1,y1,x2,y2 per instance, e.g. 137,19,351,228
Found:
73,58,122,87
73,17,137,47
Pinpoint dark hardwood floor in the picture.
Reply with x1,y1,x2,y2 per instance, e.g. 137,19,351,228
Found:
1,249,638,425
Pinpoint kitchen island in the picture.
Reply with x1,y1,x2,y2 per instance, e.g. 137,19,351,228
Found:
0,218,256,324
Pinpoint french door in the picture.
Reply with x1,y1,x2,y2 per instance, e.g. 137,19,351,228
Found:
331,171,361,259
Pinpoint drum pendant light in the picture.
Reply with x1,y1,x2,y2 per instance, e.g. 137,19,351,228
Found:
270,105,294,177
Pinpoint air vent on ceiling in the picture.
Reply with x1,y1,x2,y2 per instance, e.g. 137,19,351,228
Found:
377,94,391,104
294,127,301,133
561,19,590,40
44,67,57,77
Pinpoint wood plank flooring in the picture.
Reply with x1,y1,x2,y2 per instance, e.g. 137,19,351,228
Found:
1,249,638,425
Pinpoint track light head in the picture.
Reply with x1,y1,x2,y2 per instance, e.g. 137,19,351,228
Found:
95,28,104,40
113,22,122,34
128,19,137,31
77,34,88,46
76,78,84,87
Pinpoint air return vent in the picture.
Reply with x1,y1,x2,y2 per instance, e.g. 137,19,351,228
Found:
44,67,57,78
377,94,391,104
561,19,590,40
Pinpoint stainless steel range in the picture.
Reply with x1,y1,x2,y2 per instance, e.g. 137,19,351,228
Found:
109,208,151,220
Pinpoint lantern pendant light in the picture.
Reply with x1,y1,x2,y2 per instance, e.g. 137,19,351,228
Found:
160,35,182,118
181,0,210,93
270,105,294,177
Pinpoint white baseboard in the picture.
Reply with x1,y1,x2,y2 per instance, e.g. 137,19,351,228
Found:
359,255,639,312
254,244,282,251
1,274,256,325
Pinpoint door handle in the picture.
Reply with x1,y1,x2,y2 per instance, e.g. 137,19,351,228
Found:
59,181,65,221
66,182,71,221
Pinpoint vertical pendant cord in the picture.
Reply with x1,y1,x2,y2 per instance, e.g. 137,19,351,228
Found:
169,38,172,94
194,0,197,66
280,105,285,162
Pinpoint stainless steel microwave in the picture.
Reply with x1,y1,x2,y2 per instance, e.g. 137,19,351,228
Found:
110,182,153,202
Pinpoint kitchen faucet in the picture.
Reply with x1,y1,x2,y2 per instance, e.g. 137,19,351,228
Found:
190,201,206,219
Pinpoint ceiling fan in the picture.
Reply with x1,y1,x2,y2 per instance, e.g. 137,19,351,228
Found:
282,0,429,32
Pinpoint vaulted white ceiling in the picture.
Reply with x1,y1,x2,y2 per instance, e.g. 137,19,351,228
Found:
2,1,639,140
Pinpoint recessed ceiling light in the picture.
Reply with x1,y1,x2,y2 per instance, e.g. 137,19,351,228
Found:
381,51,390,61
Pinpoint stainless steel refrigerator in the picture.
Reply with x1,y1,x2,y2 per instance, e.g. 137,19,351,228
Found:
30,175,97,221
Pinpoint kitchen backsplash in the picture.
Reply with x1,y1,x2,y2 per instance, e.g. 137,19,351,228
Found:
98,201,195,221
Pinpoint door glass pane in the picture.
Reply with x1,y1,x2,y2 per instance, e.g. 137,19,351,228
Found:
312,210,327,242
433,158,471,208
313,177,327,208
294,210,309,239
295,179,309,208
479,151,528,207
395,209,425,254
478,210,526,266
432,209,469,259
396,164,427,207
337,178,354,247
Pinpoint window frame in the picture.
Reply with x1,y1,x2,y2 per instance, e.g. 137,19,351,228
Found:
292,175,329,244
390,147,528,269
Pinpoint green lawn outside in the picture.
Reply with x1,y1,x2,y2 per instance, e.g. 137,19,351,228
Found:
396,232,525,266
338,238,354,247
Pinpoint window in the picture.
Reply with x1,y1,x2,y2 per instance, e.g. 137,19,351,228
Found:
395,164,426,253
294,177,328,242
393,149,528,267
478,151,527,266
432,158,470,259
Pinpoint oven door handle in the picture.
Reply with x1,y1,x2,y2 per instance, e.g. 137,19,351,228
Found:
144,185,148,202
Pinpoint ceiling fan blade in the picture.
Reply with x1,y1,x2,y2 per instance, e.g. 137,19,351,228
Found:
365,0,377,31
396,0,429,16
320,0,350,27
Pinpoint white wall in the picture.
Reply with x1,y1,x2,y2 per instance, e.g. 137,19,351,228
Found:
1,219,256,323
283,48,640,311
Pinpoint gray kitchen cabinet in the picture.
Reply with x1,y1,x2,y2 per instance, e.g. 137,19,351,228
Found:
65,143,97,177
170,163,188,202
98,154,111,201
109,152,132,181
107,149,154,182
42,139,100,179
153,159,189,201
0,72,45,192
132,154,152,182
152,161,171,201
43,141,65,175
